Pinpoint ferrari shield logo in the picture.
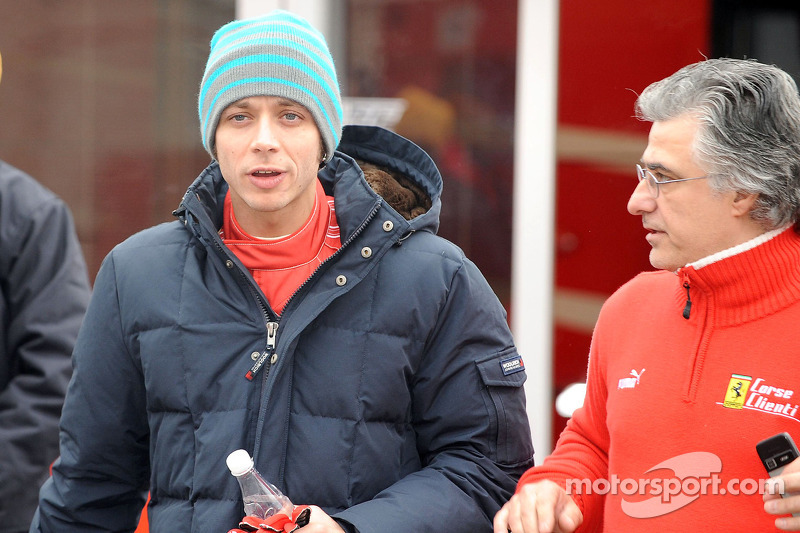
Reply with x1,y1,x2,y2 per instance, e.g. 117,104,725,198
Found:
723,373,752,409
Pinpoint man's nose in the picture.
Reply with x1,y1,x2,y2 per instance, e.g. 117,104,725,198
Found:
252,118,278,151
627,179,655,215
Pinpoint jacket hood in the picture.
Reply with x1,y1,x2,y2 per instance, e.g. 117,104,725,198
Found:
321,125,443,237
334,125,442,202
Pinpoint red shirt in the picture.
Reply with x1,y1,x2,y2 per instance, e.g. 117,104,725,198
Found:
520,226,800,531
220,180,341,315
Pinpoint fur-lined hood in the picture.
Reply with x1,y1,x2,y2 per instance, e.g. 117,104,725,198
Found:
320,125,443,240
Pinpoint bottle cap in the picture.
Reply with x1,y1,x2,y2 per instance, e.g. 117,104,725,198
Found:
226,449,254,477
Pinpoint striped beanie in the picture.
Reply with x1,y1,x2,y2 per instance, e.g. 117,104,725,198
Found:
198,10,342,162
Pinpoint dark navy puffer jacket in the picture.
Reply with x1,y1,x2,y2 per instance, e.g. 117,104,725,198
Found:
32,126,534,533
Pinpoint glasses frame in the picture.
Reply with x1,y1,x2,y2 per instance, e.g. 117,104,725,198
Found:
635,164,708,198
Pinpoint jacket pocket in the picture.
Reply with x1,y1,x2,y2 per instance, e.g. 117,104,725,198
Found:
475,348,529,464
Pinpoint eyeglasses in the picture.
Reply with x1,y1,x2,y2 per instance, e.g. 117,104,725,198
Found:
635,164,708,198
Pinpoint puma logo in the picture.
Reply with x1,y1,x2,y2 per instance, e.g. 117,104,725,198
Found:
618,368,646,390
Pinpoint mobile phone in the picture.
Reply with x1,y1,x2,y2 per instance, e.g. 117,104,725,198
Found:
757,432,800,517
757,432,800,477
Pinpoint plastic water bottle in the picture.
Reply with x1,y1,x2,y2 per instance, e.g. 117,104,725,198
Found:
226,449,293,519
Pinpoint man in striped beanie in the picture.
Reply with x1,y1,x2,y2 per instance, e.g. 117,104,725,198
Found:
31,8,532,533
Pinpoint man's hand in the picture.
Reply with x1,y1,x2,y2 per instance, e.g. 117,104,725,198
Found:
296,506,345,533
765,457,800,530
493,480,582,533
227,506,312,533
227,506,345,533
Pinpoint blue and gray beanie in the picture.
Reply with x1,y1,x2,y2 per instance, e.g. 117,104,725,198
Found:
198,10,343,162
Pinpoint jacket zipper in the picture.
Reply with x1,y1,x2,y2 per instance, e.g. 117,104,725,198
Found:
679,268,709,401
249,202,383,383
189,195,385,382
246,321,278,381
179,197,283,383
208,237,279,382
681,271,692,319
280,202,383,313
233,257,279,382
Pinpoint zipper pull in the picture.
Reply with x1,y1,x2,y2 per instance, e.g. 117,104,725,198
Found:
682,280,692,320
245,321,279,381
266,321,279,350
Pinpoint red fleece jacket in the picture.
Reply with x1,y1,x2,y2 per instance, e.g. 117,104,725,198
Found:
520,226,800,531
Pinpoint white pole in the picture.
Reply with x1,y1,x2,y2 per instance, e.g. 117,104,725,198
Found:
236,0,346,92
512,0,559,462
237,0,331,25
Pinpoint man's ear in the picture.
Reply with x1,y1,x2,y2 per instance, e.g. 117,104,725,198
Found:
732,191,758,217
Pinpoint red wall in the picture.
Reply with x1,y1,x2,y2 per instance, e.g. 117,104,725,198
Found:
558,0,711,133
553,0,711,442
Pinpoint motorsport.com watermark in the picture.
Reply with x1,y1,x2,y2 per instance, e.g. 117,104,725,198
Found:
565,452,786,518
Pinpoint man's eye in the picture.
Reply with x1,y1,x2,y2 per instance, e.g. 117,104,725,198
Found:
284,112,299,121
231,114,247,121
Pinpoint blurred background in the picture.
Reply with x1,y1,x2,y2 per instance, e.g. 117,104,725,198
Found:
1,0,798,462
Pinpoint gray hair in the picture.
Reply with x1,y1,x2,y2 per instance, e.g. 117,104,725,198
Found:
635,58,800,229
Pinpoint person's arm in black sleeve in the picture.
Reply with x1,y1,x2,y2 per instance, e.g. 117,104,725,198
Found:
0,179,91,532
30,250,149,533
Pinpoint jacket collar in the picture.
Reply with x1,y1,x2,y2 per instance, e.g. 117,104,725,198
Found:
687,225,790,270
678,226,800,325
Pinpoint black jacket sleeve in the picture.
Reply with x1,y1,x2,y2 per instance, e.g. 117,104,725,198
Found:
0,162,91,532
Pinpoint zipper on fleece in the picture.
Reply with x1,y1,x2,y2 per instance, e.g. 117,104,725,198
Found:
682,271,692,319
